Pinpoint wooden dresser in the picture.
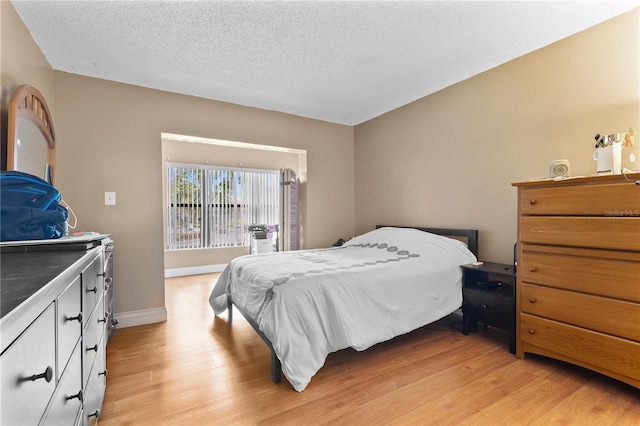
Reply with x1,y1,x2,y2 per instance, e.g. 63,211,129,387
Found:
512,174,640,388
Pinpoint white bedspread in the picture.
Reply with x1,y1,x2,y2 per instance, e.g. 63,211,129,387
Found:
209,227,476,391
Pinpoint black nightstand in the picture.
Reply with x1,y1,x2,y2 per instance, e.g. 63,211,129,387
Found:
460,261,516,353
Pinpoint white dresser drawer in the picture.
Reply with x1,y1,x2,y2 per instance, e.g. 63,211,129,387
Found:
41,342,83,426
57,275,82,378
82,254,104,320
83,295,105,388
0,303,56,425
83,339,107,426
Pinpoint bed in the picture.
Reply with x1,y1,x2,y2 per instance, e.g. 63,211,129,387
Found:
209,225,478,391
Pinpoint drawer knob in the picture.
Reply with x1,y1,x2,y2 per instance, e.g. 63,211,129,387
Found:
20,366,53,383
529,199,537,205
88,409,101,419
529,298,536,303
482,304,488,309
98,316,107,324
99,369,108,377
66,312,83,323
528,267,536,272
98,272,106,277
87,344,99,352
105,277,113,284
87,286,98,294
528,329,535,335
66,390,84,402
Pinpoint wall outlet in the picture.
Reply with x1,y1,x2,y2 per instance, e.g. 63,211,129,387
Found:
105,192,116,206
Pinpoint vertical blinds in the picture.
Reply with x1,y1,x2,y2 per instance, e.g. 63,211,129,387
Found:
166,164,279,250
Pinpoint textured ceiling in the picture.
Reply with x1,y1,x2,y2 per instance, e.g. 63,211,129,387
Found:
12,1,639,125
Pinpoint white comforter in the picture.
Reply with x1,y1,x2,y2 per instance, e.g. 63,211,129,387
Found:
209,227,476,391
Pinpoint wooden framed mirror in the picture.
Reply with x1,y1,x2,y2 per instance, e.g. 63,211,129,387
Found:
7,84,56,183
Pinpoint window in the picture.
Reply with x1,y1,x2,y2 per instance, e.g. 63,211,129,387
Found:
166,164,279,250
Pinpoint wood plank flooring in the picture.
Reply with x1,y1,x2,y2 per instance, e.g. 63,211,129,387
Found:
100,273,639,425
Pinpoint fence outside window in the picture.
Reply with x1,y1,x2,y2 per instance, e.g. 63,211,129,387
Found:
166,164,279,250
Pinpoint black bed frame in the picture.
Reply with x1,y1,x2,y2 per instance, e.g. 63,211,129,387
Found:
226,225,479,385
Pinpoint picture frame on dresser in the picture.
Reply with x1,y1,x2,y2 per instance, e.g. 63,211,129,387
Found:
512,173,640,389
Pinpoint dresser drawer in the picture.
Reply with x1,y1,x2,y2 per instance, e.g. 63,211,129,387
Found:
41,342,83,426
84,343,107,426
520,250,640,302
520,313,640,383
0,303,56,426
520,184,640,216
521,284,640,341
82,254,104,320
57,275,82,378
83,296,105,388
519,216,640,251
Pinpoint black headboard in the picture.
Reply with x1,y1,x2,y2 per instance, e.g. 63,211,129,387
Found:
375,225,479,258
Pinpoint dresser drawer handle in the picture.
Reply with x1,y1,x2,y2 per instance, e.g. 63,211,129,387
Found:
98,316,107,324
88,409,101,419
87,286,98,294
529,200,537,205
482,304,489,309
528,267,536,272
66,312,83,323
66,390,83,402
99,369,108,377
87,344,99,352
528,329,535,335
20,366,53,383
105,277,113,284
529,298,536,303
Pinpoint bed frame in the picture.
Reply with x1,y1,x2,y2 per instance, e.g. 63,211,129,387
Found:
226,225,479,385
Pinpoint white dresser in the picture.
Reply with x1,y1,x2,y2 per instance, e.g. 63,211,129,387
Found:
1,238,115,425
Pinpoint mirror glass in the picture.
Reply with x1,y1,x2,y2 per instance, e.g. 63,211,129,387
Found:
13,118,49,178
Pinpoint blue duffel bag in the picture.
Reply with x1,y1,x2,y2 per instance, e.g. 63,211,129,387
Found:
0,171,68,242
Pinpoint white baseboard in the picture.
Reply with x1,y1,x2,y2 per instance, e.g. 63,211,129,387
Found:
164,264,227,278
114,307,168,328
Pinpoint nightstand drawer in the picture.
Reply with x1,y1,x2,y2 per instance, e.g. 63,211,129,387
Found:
520,250,640,302
520,313,640,382
519,216,640,251
521,283,640,341
519,184,639,216
463,288,513,332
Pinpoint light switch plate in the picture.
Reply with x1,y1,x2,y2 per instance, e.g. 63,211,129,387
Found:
105,192,116,205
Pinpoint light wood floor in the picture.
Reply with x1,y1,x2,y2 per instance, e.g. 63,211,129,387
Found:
100,274,639,425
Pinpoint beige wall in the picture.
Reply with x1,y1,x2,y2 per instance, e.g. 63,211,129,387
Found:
354,9,639,264
52,73,354,314
1,1,55,168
